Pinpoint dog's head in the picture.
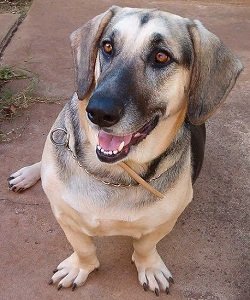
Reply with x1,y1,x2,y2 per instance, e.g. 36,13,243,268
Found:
70,6,242,164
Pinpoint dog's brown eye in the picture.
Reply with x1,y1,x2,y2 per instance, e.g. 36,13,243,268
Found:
155,52,170,63
103,42,113,54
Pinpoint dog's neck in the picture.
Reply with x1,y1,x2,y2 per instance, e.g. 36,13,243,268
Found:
72,121,190,189
122,123,190,182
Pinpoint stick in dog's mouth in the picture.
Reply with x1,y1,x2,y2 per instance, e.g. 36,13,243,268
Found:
96,115,159,163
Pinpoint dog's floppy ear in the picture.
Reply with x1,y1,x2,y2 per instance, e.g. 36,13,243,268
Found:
187,20,243,125
70,6,119,100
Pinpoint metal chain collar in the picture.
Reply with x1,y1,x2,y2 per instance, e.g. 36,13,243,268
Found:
50,128,163,188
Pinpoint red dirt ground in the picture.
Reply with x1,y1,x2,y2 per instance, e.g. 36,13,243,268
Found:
0,1,249,299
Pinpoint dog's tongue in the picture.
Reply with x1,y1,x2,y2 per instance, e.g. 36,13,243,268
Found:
98,130,133,151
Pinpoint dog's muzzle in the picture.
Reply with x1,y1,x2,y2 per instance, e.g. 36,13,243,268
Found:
96,115,159,163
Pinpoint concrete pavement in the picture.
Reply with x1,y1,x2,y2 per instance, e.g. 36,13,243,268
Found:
0,13,20,56
0,1,249,299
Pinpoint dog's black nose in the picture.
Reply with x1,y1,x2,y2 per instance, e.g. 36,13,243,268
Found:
86,96,124,127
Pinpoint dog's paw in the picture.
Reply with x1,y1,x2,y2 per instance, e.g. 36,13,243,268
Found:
49,252,100,290
132,250,173,296
8,163,41,192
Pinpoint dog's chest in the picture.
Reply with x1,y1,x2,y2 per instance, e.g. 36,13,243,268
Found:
57,203,159,239
56,172,193,238
61,184,153,238
42,152,193,239
75,214,147,238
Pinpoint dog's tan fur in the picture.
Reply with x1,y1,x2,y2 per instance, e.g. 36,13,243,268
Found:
8,6,242,295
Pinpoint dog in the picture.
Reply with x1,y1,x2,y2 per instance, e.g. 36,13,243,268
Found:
8,6,242,296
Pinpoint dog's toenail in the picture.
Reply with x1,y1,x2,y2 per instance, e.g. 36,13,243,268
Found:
143,282,148,291
53,269,58,274
169,277,174,284
72,283,77,291
155,288,159,296
57,284,62,290
48,279,53,285
8,183,13,188
166,287,170,294
8,176,14,181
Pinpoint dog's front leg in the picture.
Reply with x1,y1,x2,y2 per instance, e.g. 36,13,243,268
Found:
49,216,99,291
132,220,176,295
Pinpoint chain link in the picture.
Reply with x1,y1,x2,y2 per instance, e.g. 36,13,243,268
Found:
65,143,134,187
50,128,162,188
50,128,134,187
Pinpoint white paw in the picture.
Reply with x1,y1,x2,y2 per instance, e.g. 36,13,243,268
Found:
8,163,41,192
132,250,174,296
49,252,100,290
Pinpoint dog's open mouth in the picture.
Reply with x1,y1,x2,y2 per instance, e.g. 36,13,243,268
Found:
96,116,159,163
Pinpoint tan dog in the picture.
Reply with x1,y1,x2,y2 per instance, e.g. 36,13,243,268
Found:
8,6,242,296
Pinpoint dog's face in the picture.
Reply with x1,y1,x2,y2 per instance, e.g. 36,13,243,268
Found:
89,9,191,163
70,7,242,164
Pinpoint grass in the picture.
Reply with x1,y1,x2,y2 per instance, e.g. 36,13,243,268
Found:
0,65,62,143
0,0,35,120
0,65,37,120
0,66,27,80
0,0,33,18
0,0,61,143
0,65,37,142
0,66,22,82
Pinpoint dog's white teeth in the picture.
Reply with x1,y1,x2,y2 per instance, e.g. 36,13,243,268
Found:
98,146,119,156
118,141,125,152
134,133,141,138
